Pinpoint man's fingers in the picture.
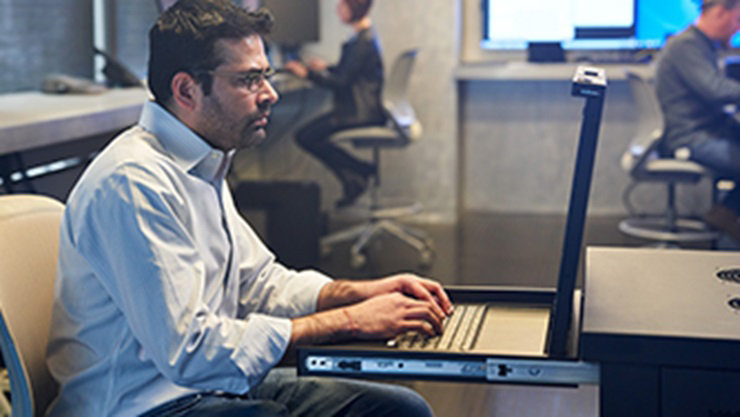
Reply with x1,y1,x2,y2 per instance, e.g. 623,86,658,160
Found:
402,303,444,334
401,276,453,316
418,279,453,315
399,320,436,336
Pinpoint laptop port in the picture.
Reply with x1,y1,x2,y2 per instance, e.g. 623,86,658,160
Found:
338,360,361,371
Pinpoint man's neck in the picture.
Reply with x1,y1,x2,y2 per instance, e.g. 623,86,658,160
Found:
696,18,720,41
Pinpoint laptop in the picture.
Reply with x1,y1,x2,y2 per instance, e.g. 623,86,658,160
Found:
297,66,607,386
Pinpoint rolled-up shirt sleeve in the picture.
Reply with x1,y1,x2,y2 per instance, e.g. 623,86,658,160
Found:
237,261,332,319
74,164,291,394
231,210,333,318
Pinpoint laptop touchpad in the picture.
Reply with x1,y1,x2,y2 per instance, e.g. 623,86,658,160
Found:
473,306,550,356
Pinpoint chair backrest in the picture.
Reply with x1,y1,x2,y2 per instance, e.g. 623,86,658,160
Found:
382,49,423,142
0,194,63,417
621,68,665,173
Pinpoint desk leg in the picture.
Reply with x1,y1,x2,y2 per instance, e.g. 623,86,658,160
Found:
600,363,660,417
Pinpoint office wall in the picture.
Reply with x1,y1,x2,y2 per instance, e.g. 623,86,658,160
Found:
0,0,93,93
112,0,158,80
2,0,695,220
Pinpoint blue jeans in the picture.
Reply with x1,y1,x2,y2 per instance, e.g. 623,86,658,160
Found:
689,135,740,213
139,368,433,417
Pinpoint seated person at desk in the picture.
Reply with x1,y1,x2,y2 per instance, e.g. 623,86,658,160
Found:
283,0,385,208
45,1,451,416
655,0,740,241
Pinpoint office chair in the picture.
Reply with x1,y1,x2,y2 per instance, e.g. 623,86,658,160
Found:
0,194,63,416
321,49,434,269
618,69,718,245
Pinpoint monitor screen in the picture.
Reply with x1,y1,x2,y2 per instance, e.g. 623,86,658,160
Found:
154,0,263,15
260,0,320,46
482,0,740,50
154,0,179,13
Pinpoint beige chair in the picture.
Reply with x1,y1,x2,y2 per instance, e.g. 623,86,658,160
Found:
0,194,62,416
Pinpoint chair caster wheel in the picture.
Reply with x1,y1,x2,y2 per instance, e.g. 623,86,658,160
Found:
419,249,434,267
350,252,367,269
424,239,435,253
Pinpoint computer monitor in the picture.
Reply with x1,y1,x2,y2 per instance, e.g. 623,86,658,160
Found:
260,0,320,46
154,0,320,46
154,0,258,13
154,0,179,13
482,0,740,50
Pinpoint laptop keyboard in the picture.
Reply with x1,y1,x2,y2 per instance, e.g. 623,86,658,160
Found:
386,304,487,351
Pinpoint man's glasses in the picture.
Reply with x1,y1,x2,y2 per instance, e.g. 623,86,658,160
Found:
196,68,276,92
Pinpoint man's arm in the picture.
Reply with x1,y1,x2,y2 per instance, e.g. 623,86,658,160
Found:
316,274,453,313
289,274,454,347
291,292,444,346
669,38,740,104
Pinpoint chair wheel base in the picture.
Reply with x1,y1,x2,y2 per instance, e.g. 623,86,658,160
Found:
350,252,367,269
419,249,434,268
321,219,434,270
619,216,719,243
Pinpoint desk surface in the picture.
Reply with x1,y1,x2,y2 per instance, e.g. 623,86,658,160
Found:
455,62,650,81
581,246,740,369
0,87,149,154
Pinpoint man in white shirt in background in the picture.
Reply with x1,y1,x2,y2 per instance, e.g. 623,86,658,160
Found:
45,1,451,416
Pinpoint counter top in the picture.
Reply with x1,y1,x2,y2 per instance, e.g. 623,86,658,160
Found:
455,62,651,81
0,87,149,154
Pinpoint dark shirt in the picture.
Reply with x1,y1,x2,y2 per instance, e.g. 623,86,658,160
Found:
308,28,385,126
655,26,740,151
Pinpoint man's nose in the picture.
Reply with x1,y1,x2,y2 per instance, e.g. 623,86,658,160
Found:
258,80,279,108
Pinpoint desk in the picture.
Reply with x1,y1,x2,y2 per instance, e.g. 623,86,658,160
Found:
455,62,651,81
581,247,740,417
0,87,149,155
0,87,148,195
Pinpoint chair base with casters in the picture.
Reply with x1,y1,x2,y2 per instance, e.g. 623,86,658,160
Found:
320,146,434,269
618,158,719,246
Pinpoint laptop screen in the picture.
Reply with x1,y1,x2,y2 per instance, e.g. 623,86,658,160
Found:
547,68,607,357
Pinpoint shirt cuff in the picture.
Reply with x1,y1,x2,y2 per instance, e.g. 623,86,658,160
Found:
292,269,333,314
231,314,292,390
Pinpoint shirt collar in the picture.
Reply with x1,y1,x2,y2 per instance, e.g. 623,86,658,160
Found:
138,101,234,184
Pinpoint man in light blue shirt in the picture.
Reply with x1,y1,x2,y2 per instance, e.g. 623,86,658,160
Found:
45,1,451,416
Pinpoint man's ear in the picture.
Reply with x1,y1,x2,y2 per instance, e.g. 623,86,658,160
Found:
170,72,201,112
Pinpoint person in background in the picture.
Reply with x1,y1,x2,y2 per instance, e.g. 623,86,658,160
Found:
45,1,450,416
655,0,740,241
283,0,385,208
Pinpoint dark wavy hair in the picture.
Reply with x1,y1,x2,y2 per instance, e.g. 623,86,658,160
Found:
701,0,740,11
343,0,373,22
147,0,273,106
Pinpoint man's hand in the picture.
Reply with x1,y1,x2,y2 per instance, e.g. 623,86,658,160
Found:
291,274,453,347
290,291,446,347
317,274,453,316
344,292,446,338
283,60,308,78
307,57,328,72
361,274,453,315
